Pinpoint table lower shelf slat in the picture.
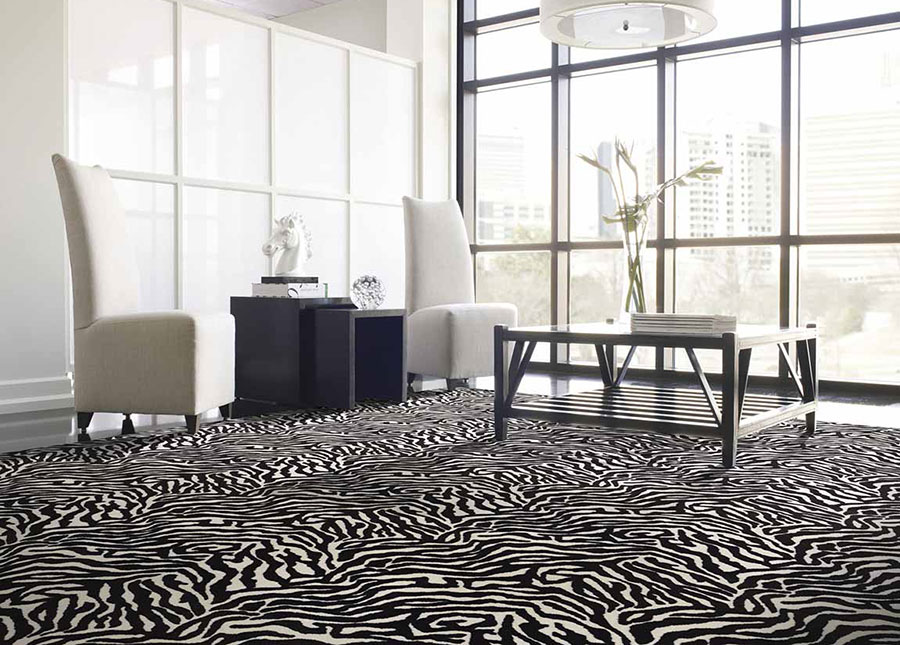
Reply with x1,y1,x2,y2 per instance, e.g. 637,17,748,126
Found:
509,385,805,439
561,389,791,418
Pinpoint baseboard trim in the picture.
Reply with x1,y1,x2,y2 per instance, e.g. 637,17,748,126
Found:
0,376,74,415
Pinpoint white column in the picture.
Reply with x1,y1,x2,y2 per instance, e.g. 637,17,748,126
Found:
387,0,453,200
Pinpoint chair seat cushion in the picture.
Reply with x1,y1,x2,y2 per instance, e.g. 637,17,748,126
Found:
407,303,517,379
74,311,234,415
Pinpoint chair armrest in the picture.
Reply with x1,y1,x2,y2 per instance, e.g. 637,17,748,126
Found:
407,303,517,378
84,310,233,335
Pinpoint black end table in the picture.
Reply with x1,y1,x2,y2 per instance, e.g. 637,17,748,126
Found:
493,322,818,468
231,297,406,412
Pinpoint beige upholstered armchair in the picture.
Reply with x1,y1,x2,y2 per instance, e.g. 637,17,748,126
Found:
52,155,235,441
403,196,517,389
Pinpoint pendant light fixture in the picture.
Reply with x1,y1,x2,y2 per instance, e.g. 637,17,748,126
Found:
540,0,717,49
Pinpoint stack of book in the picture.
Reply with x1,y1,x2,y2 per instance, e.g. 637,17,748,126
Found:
630,313,737,334
252,276,328,299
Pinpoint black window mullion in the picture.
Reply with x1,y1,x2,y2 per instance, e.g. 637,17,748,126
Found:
554,44,570,366
656,48,675,372
460,0,475,290
549,44,560,364
778,0,793,378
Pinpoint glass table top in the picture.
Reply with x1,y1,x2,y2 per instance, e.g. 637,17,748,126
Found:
508,322,815,340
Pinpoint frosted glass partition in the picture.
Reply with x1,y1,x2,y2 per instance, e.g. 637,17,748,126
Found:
350,204,405,309
182,188,270,312
69,0,174,173
69,0,418,318
276,196,350,297
113,180,176,311
182,7,269,184
275,34,349,194
351,54,417,204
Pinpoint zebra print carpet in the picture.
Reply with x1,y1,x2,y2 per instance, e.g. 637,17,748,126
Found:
1,388,899,644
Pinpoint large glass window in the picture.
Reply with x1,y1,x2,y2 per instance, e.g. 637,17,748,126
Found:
476,82,552,244
461,1,900,386
799,30,900,235
570,66,657,241
800,1,900,25
675,246,780,375
800,245,900,383
570,249,657,367
476,24,550,79
676,48,781,239
477,252,551,327
477,0,536,20
689,0,781,44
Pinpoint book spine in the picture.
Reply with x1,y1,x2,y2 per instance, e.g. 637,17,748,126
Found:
252,283,328,298
260,276,319,284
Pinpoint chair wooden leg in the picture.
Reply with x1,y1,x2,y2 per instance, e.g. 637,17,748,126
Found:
185,415,199,432
218,403,232,420
121,413,135,436
446,378,470,391
76,412,93,443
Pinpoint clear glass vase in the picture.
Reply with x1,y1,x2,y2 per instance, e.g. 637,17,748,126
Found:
620,216,649,320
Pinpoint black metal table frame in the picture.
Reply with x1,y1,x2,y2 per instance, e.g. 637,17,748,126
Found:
493,324,818,468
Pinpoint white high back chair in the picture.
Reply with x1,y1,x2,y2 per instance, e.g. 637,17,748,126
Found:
52,154,235,441
403,196,517,388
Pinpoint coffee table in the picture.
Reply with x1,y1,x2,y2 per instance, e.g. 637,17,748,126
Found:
493,323,818,468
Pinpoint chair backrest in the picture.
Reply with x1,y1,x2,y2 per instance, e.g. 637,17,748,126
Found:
403,196,475,313
52,154,139,330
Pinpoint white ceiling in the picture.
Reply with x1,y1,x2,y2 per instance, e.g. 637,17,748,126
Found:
203,0,345,20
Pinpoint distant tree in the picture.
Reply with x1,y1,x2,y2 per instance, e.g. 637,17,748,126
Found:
477,225,550,326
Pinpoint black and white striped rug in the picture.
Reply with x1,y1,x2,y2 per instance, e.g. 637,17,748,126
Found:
1,389,899,644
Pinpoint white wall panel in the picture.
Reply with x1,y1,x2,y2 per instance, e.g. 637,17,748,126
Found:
68,2,417,324
182,187,270,312
276,196,349,296
350,203,405,309
113,180,176,311
182,8,269,184
69,0,174,174
0,0,70,414
275,33,348,194
350,54,416,203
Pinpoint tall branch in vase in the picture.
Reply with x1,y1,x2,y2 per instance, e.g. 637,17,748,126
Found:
577,140,722,316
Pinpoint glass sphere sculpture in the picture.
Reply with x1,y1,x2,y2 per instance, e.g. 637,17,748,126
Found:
350,274,386,310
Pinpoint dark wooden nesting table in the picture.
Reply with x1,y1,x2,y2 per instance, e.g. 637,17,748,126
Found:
231,297,406,413
493,322,818,468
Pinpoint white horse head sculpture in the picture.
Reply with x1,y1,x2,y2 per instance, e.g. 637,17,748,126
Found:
262,213,313,276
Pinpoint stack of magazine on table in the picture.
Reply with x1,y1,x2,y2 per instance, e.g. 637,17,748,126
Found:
251,276,328,299
630,313,737,334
